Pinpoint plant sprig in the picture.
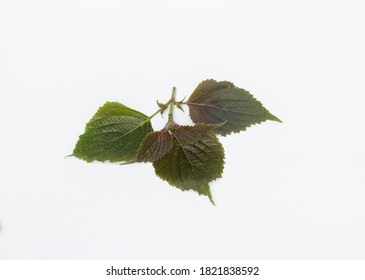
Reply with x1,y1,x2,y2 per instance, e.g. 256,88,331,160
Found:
70,79,281,204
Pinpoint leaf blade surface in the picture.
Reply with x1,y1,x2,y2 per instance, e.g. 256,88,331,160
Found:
187,79,281,135
73,102,153,163
137,130,173,162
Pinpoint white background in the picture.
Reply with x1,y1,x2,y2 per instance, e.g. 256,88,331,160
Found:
1,0,364,259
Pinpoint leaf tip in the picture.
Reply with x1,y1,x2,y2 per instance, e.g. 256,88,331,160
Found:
197,183,216,205
269,114,283,123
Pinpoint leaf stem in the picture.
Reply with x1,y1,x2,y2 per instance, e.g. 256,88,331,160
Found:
149,87,177,128
168,87,176,122
149,108,163,119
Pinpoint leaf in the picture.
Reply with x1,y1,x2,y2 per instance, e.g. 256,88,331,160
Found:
187,79,281,136
153,126,225,204
73,102,153,163
137,130,173,162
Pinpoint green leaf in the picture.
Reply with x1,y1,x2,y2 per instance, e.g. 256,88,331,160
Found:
73,102,153,163
137,130,173,162
153,125,225,204
187,79,281,136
